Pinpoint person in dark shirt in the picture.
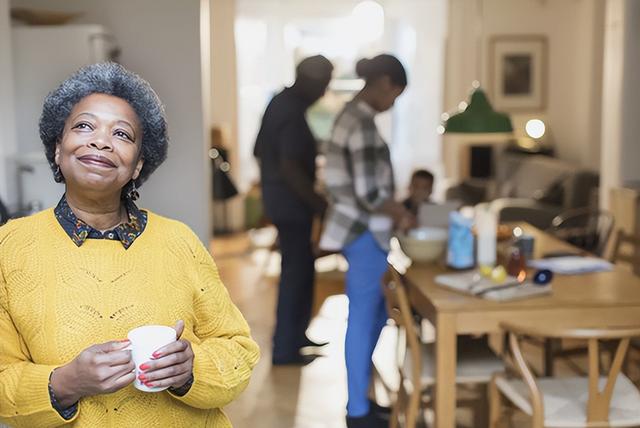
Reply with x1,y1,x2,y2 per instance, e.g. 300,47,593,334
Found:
402,169,434,216
0,197,9,225
254,55,333,365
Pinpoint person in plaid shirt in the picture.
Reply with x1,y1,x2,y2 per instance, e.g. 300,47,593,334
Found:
320,54,415,428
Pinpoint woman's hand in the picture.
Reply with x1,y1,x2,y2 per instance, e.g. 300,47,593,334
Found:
50,340,135,408
138,320,194,390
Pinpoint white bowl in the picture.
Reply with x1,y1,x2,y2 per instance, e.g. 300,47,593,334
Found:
398,227,447,263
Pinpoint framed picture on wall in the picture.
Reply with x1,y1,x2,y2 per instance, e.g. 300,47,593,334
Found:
489,35,547,111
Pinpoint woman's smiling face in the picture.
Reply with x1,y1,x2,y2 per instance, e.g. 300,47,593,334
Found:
55,93,144,195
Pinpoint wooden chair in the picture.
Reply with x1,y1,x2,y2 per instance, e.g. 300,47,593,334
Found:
538,230,640,374
610,230,640,376
610,229,640,276
490,322,640,428
381,266,504,428
310,215,346,316
540,209,616,376
547,208,615,258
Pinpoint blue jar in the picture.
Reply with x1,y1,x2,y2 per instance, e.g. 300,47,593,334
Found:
447,211,475,270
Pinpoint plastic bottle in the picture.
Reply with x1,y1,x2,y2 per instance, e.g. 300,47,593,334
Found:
475,203,497,268
447,210,475,270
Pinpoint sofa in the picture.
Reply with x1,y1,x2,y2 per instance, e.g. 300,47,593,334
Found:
446,152,600,229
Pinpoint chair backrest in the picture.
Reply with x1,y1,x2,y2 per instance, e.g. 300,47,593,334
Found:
501,322,640,425
548,208,615,257
610,230,640,275
381,266,423,397
498,205,557,230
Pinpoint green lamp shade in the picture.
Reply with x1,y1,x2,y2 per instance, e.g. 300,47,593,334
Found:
444,88,513,133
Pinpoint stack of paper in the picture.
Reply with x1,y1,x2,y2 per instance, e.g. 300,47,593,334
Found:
435,271,551,301
528,257,613,274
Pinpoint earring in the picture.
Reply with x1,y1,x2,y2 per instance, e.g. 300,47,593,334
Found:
53,165,64,183
127,180,140,201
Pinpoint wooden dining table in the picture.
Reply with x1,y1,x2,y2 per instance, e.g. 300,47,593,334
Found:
401,223,640,428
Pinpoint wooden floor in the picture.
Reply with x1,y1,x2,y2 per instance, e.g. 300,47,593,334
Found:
211,231,640,428
212,231,351,428
211,231,482,428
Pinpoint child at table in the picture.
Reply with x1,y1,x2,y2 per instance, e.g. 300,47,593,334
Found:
403,169,434,216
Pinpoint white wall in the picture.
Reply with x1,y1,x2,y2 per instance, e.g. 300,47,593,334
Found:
445,0,605,170
599,0,640,208
0,0,17,206
10,0,211,242
210,0,244,231
235,0,448,199
384,0,449,199
618,0,640,186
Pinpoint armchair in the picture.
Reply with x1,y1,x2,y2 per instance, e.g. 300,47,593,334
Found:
446,153,600,229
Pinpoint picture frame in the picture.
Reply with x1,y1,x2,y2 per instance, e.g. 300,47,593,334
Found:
489,35,547,111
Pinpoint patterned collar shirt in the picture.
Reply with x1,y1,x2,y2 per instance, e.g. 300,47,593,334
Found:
54,194,147,250
319,100,395,252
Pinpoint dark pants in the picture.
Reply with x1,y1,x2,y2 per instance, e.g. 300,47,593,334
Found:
272,218,315,360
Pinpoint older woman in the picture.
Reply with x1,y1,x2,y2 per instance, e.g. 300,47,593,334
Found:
0,63,259,427
320,54,414,428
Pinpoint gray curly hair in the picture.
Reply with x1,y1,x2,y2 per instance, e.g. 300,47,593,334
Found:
40,62,168,191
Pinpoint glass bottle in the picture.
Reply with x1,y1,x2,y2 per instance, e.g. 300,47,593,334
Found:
506,246,527,282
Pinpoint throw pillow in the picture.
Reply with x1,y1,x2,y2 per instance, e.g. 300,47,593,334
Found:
533,177,566,206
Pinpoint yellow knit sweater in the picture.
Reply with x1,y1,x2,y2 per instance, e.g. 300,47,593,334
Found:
0,209,260,428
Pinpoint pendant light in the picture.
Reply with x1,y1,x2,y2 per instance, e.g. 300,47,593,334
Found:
443,0,513,133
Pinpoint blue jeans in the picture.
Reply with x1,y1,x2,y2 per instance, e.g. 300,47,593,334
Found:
342,231,389,417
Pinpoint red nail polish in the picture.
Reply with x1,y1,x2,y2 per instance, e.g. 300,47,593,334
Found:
145,382,154,387
138,374,146,381
140,364,150,371
152,351,161,358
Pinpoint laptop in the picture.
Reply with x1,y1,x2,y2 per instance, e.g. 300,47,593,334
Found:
417,201,460,229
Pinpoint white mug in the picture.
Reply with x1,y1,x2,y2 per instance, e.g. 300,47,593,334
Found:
126,325,177,392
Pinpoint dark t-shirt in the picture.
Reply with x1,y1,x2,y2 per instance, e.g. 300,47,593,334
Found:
403,197,418,216
254,87,317,222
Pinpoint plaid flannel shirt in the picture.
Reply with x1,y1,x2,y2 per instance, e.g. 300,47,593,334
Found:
319,100,394,252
